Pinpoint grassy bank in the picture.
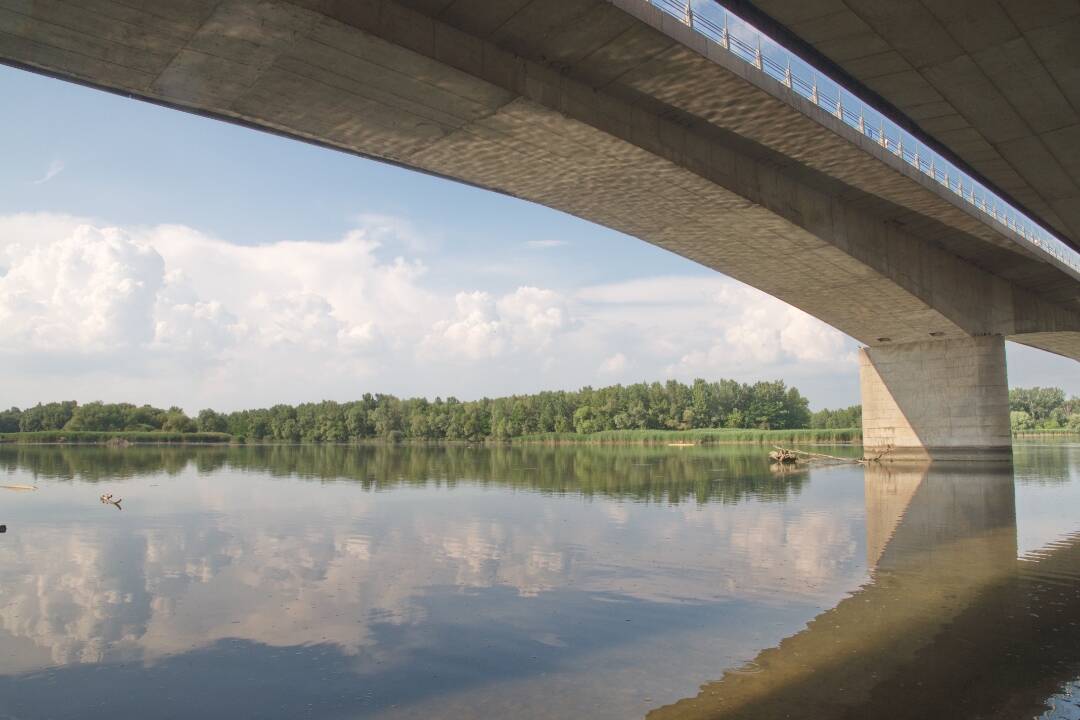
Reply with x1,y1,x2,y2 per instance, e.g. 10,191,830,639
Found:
512,428,861,445
0,431,234,445
1013,428,1080,438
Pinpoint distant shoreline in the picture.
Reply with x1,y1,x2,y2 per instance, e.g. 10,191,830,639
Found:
2,427,1075,446
0,428,862,446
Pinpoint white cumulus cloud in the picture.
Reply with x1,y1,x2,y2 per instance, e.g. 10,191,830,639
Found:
0,214,860,410
0,224,163,351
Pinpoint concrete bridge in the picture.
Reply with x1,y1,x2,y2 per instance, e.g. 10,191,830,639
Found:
1,0,1078,458
648,461,1080,719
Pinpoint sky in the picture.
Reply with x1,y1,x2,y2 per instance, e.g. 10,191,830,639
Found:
0,64,1075,413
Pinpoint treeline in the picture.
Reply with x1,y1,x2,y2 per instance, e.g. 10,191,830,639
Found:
1009,387,1080,431
4,384,1071,442
809,404,861,429
0,378,819,442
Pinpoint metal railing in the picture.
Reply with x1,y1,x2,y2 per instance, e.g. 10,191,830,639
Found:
649,0,1080,274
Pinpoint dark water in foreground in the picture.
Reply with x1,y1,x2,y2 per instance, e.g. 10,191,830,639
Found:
0,442,1079,719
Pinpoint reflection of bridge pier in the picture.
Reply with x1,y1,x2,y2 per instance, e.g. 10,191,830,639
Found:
649,461,1080,720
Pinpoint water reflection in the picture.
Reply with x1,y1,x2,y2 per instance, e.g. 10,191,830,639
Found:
0,444,814,503
652,460,1080,720
0,444,1077,719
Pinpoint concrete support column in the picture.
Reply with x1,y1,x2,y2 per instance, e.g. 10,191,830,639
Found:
859,336,1011,461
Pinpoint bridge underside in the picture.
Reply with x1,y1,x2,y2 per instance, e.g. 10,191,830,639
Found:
0,0,1077,458
747,0,1080,256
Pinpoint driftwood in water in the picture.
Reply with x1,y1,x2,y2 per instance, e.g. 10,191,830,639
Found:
768,449,799,464
771,445,892,465
100,493,123,510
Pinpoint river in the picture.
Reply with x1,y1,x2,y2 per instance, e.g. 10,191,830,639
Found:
0,442,1078,719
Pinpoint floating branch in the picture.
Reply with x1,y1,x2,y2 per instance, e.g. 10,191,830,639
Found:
771,445,893,465
99,493,123,510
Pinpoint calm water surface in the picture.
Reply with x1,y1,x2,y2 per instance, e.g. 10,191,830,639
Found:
0,442,1079,719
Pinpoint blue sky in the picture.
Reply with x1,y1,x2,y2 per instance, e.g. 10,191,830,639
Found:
0,64,1075,412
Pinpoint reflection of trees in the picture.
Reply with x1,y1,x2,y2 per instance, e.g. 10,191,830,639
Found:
0,446,194,481
0,445,805,504
1013,442,1074,485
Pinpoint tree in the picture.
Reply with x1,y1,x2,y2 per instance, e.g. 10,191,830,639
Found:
1010,387,1066,424
1010,411,1035,431
196,409,228,433
162,407,196,433
573,406,599,434
0,407,22,433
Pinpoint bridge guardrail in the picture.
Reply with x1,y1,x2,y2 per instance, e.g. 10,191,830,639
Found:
648,0,1080,274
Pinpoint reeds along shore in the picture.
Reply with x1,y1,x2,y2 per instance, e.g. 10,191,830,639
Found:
511,428,861,444
0,428,858,445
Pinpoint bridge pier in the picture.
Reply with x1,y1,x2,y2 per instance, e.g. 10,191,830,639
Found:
859,336,1011,461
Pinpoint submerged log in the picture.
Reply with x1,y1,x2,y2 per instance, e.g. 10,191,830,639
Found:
772,445,893,465
768,449,799,464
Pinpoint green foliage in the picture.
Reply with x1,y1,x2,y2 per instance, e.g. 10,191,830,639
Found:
18,401,77,431
0,407,21,433
1010,410,1035,432
196,409,228,434
6,384,1075,445
0,377,844,444
811,405,862,429
1009,387,1079,432
0,431,231,444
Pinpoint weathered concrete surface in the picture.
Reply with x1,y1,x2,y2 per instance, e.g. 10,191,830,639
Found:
0,0,1075,348
0,0,1076,453
748,0,1080,253
860,336,1011,460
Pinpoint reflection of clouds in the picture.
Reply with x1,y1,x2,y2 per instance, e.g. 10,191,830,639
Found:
0,533,144,666
0,469,865,675
786,512,857,582
676,500,860,600
603,503,630,527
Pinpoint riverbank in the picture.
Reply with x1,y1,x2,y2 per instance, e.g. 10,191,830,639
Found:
1012,428,1080,438
0,431,234,444
0,428,859,445
4,427,1075,445
510,428,862,444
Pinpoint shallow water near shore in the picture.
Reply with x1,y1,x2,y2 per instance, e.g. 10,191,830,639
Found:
0,442,1078,719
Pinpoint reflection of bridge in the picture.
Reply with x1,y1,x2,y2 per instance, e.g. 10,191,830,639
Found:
648,462,1080,719
1,0,1078,457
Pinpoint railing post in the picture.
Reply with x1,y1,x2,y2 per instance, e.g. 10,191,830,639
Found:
684,1,692,26
721,13,729,50
836,96,843,120
858,111,865,135
783,59,792,88
879,120,887,148
754,36,762,70
811,76,818,105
